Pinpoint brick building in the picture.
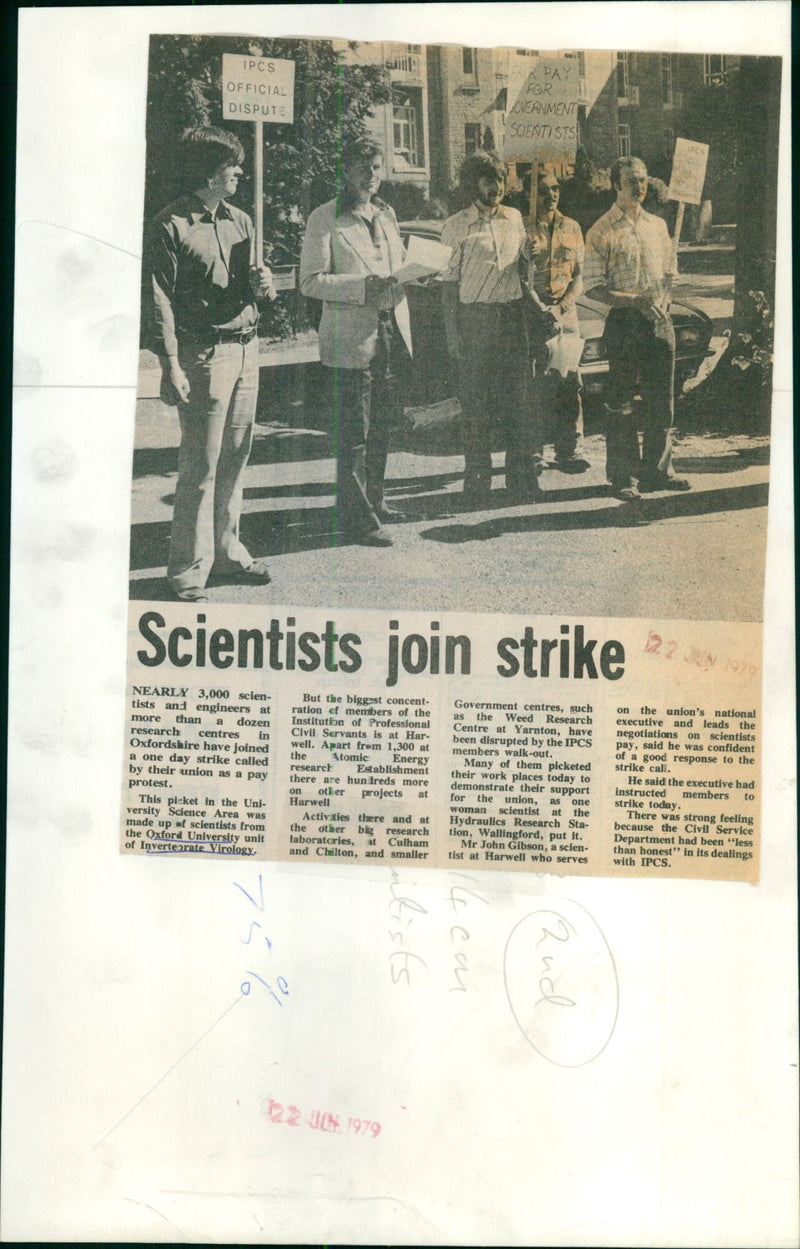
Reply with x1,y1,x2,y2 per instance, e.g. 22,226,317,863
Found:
342,42,739,218
612,51,740,179
342,41,433,192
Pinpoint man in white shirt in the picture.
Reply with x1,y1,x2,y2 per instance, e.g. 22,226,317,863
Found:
584,156,691,501
441,152,537,505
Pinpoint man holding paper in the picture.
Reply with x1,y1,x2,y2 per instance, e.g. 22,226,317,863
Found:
526,169,590,474
584,156,691,501
300,137,413,546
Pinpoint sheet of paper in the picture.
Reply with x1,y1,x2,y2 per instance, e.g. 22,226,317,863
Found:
396,233,453,283
5,4,797,1246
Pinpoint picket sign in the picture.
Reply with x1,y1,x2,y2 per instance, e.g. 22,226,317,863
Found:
668,137,710,270
502,57,579,238
221,54,296,262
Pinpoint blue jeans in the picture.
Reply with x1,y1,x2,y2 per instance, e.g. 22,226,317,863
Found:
168,335,259,592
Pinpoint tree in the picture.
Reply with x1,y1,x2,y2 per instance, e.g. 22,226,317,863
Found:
679,56,780,430
143,35,391,336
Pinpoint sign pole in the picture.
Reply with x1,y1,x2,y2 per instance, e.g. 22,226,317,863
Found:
528,161,539,231
671,199,686,273
254,119,264,264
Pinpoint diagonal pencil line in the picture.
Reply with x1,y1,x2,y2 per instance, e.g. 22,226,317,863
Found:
16,219,142,259
92,995,244,1150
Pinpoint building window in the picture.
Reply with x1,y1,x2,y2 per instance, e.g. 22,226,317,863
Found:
462,47,476,75
663,127,675,159
516,49,539,56
617,123,631,157
563,50,586,76
387,44,422,77
617,51,630,100
661,54,674,104
464,122,481,158
392,88,424,169
703,53,728,85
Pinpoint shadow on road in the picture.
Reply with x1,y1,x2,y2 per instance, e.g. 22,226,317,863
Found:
421,481,769,545
129,477,769,599
673,442,770,474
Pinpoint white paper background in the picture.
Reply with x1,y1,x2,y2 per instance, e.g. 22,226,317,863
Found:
7,5,797,1245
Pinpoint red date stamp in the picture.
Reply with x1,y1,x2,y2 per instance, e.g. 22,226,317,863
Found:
644,631,757,680
263,1098,381,1138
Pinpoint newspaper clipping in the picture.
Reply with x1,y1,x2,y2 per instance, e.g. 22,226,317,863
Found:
123,35,778,882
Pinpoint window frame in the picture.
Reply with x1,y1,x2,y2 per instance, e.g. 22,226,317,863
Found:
703,53,728,86
463,121,481,159
392,88,424,170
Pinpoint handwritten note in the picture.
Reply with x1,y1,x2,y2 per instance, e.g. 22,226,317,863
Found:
234,873,290,1005
503,900,618,1067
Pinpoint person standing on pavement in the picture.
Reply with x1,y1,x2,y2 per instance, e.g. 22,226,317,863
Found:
300,136,412,547
583,156,691,501
526,168,590,475
148,126,276,602
440,152,537,505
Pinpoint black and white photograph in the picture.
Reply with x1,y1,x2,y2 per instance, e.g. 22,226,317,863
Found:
130,36,779,622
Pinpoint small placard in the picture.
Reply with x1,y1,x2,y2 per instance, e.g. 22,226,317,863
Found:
222,54,295,124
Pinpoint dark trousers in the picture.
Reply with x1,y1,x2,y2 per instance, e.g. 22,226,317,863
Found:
457,300,533,492
326,313,410,534
603,307,676,488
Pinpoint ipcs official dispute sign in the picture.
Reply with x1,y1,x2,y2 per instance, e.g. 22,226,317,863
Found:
222,54,295,123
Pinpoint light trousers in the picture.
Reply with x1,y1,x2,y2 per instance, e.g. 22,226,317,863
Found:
168,336,259,592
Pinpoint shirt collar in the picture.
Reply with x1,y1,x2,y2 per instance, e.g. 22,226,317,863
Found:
469,201,506,222
610,201,650,227
536,208,564,231
339,194,388,221
188,193,234,222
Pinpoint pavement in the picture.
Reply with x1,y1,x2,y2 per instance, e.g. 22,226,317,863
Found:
130,272,770,622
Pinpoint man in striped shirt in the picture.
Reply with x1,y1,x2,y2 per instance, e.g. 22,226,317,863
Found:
441,152,537,504
584,156,690,501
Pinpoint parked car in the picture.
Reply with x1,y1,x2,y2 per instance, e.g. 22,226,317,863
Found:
399,220,715,409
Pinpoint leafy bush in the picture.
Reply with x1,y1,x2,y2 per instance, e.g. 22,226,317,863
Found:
679,289,774,432
729,290,774,396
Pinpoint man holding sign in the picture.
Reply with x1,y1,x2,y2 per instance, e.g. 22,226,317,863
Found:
584,156,691,501
526,168,589,474
148,126,276,600
440,151,536,504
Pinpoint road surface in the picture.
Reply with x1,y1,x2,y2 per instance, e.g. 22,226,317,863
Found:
130,272,768,622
